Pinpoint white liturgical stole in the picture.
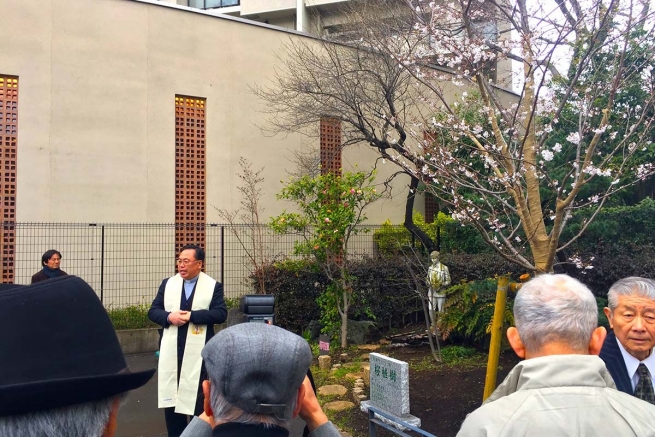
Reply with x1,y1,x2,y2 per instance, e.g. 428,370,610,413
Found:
158,272,215,414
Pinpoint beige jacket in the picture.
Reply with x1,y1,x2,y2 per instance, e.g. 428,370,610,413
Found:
457,355,655,437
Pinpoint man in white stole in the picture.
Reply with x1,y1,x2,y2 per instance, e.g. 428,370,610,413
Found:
148,244,227,437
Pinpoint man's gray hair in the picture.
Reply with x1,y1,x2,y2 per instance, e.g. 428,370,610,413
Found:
514,274,598,353
607,277,655,311
209,376,297,428
0,396,117,437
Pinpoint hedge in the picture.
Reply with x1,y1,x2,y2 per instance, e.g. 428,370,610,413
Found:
252,257,422,334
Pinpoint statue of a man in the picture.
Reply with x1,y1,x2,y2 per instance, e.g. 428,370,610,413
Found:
427,251,451,326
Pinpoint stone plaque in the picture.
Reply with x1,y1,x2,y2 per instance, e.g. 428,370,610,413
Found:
368,352,409,416
319,334,330,356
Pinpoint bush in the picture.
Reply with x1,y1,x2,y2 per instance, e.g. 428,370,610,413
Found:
561,198,655,253
442,253,528,283
107,304,158,330
254,260,325,334
373,211,490,256
437,278,515,347
557,242,655,297
253,257,422,335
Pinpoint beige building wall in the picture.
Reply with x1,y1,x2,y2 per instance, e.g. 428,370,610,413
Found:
0,0,413,296
0,0,407,225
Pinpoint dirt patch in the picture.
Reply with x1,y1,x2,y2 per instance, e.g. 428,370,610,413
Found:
329,343,521,437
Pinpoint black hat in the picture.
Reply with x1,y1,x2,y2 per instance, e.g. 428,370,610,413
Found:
0,276,155,416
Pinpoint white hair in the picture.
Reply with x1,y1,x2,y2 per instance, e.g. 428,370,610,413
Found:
607,277,655,311
514,274,598,353
208,377,297,428
0,396,118,437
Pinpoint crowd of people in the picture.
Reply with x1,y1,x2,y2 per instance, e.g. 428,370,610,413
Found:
1,245,654,436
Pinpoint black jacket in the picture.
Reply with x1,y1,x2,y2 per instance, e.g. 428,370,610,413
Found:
599,330,634,395
148,275,227,359
212,422,289,437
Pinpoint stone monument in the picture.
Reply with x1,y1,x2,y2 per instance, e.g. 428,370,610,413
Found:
360,352,421,428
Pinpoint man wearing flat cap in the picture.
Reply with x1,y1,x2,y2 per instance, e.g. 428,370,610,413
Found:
149,244,228,437
179,323,340,437
0,276,155,437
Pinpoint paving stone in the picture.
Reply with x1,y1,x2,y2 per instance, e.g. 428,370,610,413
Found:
345,372,363,380
360,353,370,361
323,400,355,412
318,355,332,370
379,339,391,345
357,344,380,351
318,384,348,396
340,353,348,362
362,364,370,386
354,382,365,389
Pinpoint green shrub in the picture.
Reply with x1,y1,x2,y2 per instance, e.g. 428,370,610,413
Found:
561,198,655,253
253,257,422,335
441,345,478,362
373,211,490,256
437,278,515,346
254,259,325,334
107,304,158,330
558,243,655,297
442,253,527,283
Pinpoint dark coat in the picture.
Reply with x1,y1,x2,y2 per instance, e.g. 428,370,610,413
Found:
599,330,634,395
147,275,227,360
212,422,289,437
31,269,68,284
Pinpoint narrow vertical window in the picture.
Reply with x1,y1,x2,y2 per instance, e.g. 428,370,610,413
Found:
0,76,17,283
320,117,342,176
424,192,438,224
175,96,206,254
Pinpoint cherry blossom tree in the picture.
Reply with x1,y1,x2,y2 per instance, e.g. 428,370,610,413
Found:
255,0,655,272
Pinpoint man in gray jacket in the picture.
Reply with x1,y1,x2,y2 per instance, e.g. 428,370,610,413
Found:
180,322,340,437
458,274,655,437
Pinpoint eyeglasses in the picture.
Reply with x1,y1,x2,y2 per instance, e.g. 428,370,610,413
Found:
176,258,199,266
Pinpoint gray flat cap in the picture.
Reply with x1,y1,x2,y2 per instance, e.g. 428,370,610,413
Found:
202,323,313,415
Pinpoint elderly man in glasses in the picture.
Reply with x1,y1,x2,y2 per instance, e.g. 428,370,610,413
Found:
149,244,227,437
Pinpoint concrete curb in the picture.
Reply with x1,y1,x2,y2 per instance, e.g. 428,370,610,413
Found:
116,328,161,354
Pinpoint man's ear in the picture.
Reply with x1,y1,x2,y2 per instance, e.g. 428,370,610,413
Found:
101,398,121,437
507,327,526,359
203,380,213,417
292,382,306,418
589,326,607,355
603,307,613,329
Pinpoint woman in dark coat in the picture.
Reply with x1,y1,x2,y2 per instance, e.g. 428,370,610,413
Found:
31,249,68,283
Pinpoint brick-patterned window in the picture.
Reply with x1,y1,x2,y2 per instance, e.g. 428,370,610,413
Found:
320,117,342,176
0,76,18,283
175,96,206,256
424,192,438,224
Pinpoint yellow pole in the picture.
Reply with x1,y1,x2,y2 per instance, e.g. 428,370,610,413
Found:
483,275,509,401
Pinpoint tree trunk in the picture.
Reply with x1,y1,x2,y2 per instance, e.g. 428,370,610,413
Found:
529,236,554,273
341,289,349,348
404,175,436,252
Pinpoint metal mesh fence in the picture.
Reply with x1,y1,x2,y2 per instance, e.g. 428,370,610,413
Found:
6,222,383,311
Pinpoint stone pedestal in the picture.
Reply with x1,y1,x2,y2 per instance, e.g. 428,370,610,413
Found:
360,400,421,430
318,355,332,370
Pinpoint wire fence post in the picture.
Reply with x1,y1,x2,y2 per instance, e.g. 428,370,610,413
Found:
220,226,225,285
100,225,105,304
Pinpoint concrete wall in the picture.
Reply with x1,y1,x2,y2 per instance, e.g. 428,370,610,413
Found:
0,0,406,226
241,0,295,15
